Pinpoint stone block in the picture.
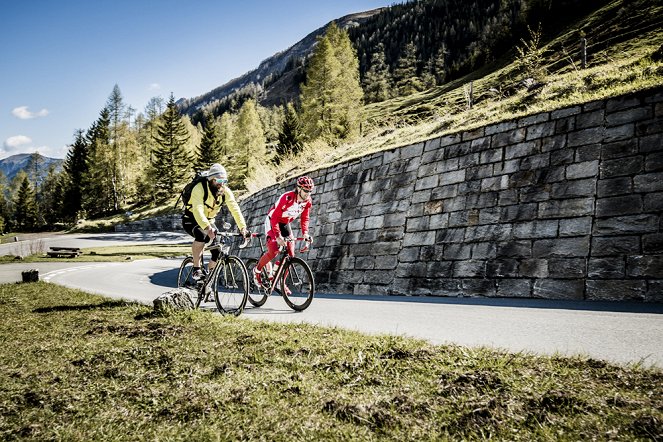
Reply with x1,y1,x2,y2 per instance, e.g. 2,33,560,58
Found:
646,152,663,172
587,258,625,278
606,107,652,126
453,260,487,278
597,177,633,197
586,280,645,301
567,127,605,147
533,280,584,300
486,259,519,277
431,184,459,199
643,233,663,254
496,279,533,297
375,255,399,270
538,197,595,218
439,170,466,185
471,242,497,259
496,240,533,258
634,172,663,193
602,140,638,159
551,149,575,166
505,141,539,159
519,113,550,127
398,247,420,263
481,175,509,191
604,124,635,143
486,121,518,135
551,179,595,198
555,116,576,134
532,237,590,258
548,258,587,278
591,236,640,256
402,231,436,247
576,109,605,129
347,218,365,232
406,216,429,232
461,279,496,296
575,145,601,161
519,153,550,170
470,137,491,152
600,156,644,178
566,160,599,179
384,213,407,228
647,281,663,303
552,106,581,119
627,256,663,278
465,224,513,242
424,199,446,215
559,217,593,237
593,214,659,235
359,230,380,243
425,261,454,278
596,195,643,217
639,133,663,154
492,128,527,147
519,259,549,278
429,213,450,229
396,262,428,278
446,142,472,158
540,135,567,152
436,228,466,244
501,203,538,222
443,244,472,260
480,148,503,164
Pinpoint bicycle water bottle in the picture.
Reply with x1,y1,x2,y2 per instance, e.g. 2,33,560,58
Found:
272,261,280,277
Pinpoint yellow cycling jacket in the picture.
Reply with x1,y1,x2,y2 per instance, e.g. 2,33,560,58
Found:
187,181,247,231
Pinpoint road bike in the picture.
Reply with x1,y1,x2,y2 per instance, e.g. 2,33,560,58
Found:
177,225,250,316
244,234,315,311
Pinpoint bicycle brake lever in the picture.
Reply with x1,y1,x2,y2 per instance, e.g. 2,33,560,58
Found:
239,237,251,249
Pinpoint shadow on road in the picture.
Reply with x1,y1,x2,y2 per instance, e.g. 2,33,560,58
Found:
78,232,189,243
314,293,663,314
149,268,180,289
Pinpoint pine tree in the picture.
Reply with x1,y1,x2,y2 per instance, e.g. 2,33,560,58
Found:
82,107,113,217
195,112,223,171
12,173,39,231
232,99,265,188
300,22,363,142
276,102,304,161
363,43,392,103
62,129,89,221
394,41,424,96
152,93,192,202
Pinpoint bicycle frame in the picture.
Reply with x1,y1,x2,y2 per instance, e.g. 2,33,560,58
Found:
252,234,309,296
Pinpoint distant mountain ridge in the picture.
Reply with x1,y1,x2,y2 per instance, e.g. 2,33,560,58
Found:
177,8,384,118
0,153,63,182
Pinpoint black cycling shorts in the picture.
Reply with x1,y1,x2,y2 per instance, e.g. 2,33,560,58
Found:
182,213,220,261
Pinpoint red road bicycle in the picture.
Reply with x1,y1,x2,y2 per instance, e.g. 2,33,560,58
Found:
244,234,315,311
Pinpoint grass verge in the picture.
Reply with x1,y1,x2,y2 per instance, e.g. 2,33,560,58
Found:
1,282,661,441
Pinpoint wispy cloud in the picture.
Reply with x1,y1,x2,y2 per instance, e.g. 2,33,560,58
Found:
4,135,32,149
11,106,49,119
148,83,161,91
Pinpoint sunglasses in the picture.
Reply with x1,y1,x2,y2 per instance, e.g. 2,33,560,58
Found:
298,187,312,194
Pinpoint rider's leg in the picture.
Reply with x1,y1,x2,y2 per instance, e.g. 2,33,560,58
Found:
192,240,204,268
256,236,279,271
208,249,221,273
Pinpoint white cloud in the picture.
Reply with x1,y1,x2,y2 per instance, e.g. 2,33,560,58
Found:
4,135,32,149
148,83,161,91
11,106,49,119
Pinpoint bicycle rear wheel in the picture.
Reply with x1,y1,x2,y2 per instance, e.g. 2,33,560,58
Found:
279,257,314,311
245,258,269,307
214,255,249,316
177,256,202,308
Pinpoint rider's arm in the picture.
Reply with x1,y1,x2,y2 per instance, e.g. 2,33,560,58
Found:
190,182,213,230
300,200,311,237
223,186,247,231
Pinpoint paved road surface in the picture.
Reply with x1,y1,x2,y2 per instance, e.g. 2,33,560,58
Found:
2,255,661,368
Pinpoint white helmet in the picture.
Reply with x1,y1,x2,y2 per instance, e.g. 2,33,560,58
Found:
206,163,227,181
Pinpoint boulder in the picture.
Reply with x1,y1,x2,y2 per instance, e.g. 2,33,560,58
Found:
153,288,195,313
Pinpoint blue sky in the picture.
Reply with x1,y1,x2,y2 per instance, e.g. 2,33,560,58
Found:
1,0,394,160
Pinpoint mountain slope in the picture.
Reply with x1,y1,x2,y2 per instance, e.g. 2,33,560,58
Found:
177,8,384,119
0,153,63,183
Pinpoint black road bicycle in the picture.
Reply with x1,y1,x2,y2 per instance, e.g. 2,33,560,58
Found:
177,225,250,316
244,233,315,311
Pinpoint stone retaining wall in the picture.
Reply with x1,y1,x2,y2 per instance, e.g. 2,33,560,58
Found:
238,86,663,302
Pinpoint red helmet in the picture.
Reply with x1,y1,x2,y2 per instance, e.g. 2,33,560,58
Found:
297,176,315,192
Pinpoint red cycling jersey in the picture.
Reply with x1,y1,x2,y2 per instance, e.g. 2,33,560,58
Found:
264,190,312,239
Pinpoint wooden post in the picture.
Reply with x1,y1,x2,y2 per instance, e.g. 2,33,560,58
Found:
22,269,39,283
581,38,587,69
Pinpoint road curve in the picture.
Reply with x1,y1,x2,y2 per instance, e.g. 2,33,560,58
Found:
24,257,663,369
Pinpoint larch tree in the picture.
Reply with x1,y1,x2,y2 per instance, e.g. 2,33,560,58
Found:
394,41,424,96
83,107,114,217
300,22,363,142
232,98,265,188
363,43,392,103
152,93,192,202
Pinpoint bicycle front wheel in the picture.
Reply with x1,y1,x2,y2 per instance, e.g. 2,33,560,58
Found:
279,257,315,311
214,255,249,316
177,256,202,308
245,258,269,307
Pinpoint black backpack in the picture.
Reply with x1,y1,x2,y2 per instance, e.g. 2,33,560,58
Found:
176,173,209,211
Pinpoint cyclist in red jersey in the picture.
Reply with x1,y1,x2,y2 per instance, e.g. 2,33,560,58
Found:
253,176,314,291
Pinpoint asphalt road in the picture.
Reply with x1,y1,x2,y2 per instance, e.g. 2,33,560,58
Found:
2,232,662,368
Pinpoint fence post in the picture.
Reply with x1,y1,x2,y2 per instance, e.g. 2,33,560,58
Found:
581,38,587,69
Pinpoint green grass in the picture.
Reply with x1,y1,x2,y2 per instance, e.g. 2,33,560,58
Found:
1,282,661,441
0,244,190,264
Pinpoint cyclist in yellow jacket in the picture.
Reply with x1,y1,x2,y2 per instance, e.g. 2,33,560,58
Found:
181,163,249,280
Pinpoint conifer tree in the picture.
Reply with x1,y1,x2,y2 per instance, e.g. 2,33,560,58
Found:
195,112,223,171
276,102,304,161
152,93,192,202
363,43,392,103
300,22,363,142
62,129,89,221
82,107,113,217
394,41,424,96
12,173,39,231
232,99,265,188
